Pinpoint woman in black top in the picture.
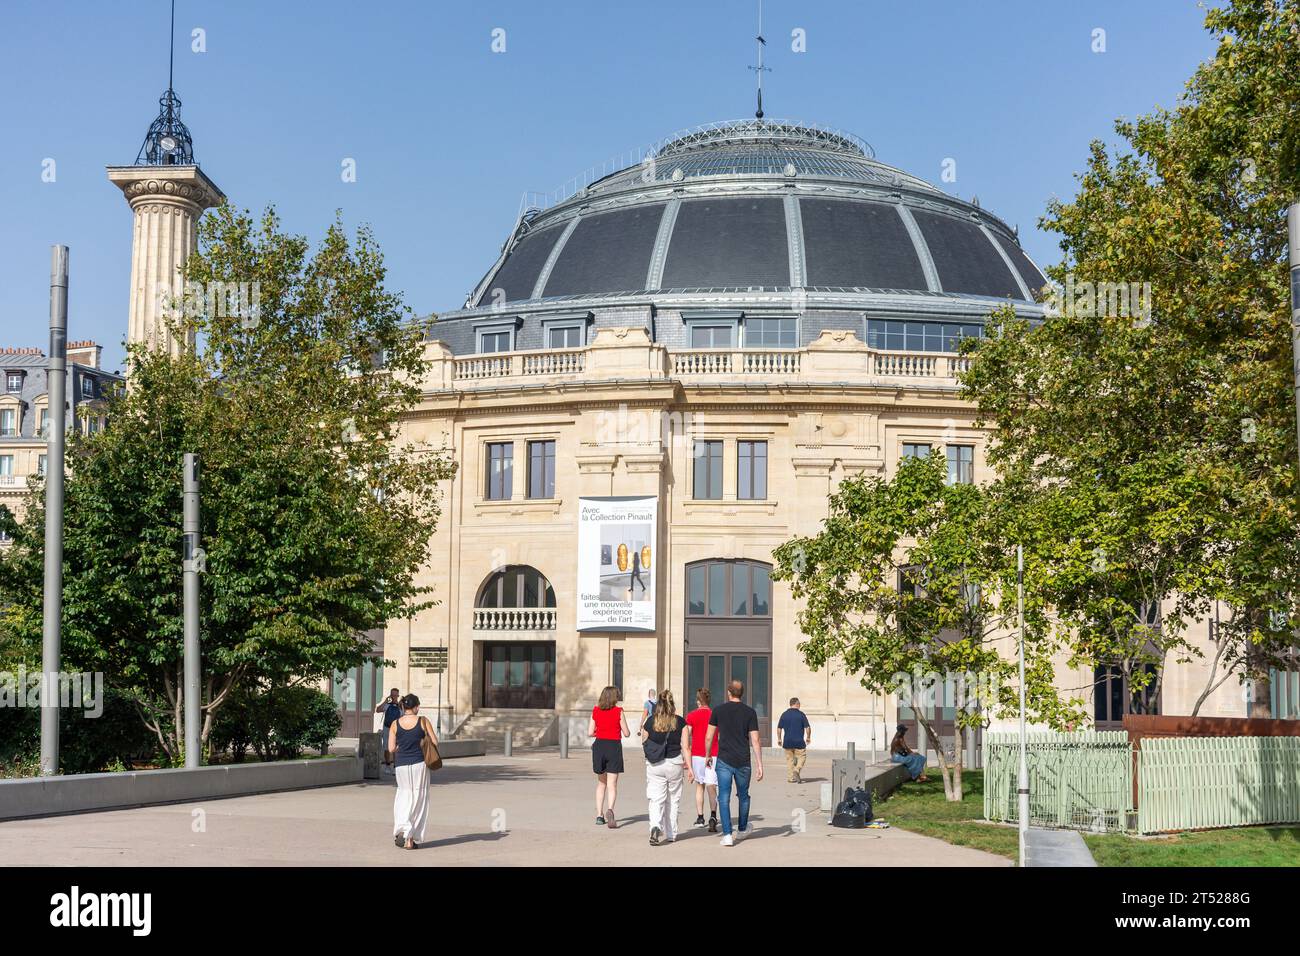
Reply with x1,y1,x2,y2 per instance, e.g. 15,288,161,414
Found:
643,690,693,846
389,694,437,849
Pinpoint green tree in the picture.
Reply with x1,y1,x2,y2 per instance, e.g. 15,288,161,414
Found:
0,206,455,763
962,0,1300,715
772,454,1078,801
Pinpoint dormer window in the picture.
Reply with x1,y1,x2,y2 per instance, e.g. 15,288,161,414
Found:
5,372,22,393
744,317,797,348
476,326,515,354
81,377,93,398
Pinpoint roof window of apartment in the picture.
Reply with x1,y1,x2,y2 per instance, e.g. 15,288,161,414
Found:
867,319,983,352
744,317,797,348
476,323,516,354
80,376,93,398
5,371,23,393
541,314,591,350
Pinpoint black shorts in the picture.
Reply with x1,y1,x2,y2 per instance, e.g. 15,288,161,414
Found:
592,739,625,775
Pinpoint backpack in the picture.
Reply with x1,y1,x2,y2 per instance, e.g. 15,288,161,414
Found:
831,786,873,829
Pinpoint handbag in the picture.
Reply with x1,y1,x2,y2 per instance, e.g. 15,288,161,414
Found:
643,715,676,763
418,716,443,771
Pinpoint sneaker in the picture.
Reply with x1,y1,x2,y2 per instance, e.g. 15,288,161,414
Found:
596,816,606,826
606,810,617,829
719,833,735,847
734,827,747,842
394,833,405,848
649,826,663,846
708,814,718,833
693,814,706,828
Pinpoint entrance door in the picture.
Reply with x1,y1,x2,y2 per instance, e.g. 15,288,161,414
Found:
483,642,555,709
683,559,774,745
686,651,771,742
332,657,384,738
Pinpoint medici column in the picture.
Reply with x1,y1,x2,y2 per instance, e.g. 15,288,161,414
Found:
107,87,224,358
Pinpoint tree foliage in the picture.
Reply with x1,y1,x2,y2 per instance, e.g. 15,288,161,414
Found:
773,455,1077,800
0,206,455,763
961,0,1300,714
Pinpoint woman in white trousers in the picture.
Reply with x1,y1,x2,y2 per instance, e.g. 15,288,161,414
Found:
388,694,435,850
642,690,693,846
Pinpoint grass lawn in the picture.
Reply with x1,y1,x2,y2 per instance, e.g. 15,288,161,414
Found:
878,769,1300,866
877,769,1018,860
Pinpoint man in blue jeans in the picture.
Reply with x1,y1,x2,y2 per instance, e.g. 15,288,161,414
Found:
704,679,764,847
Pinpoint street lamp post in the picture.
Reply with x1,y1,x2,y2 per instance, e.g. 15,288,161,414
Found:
1017,544,1029,866
182,453,204,767
1289,203,1300,475
39,245,69,777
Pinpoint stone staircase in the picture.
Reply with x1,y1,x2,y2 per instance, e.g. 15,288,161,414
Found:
456,708,557,750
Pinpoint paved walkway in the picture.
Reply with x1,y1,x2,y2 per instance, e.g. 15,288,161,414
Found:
0,751,1007,866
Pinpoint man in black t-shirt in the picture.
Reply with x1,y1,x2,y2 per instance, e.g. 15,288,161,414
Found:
704,680,764,846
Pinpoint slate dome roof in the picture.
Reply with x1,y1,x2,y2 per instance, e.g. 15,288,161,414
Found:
467,119,1047,310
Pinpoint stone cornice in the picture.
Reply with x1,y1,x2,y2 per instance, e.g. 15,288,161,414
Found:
106,165,226,210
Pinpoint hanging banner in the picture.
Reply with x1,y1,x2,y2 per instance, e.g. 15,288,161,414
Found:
577,496,657,632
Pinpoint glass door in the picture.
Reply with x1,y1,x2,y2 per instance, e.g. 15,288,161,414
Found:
685,653,770,744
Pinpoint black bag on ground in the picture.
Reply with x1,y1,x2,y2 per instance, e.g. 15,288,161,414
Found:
831,786,873,828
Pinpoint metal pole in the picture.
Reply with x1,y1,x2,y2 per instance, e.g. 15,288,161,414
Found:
182,453,203,768
1288,203,1300,476
39,245,68,777
1017,544,1029,865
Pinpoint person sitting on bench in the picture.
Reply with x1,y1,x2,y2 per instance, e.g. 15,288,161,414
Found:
889,724,928,782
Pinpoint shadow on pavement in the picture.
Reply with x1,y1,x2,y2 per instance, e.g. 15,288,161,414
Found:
415,831,509,850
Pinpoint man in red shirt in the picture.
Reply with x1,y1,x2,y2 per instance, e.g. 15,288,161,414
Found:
684,688,719,832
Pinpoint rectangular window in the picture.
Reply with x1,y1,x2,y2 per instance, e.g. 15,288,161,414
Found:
745,317,797,348
5,373,21,393
902,442,932,460
737,440,767,500
867,319,983,352
547,325,582,349
81,377,93,398
478,329,512,353
752,565,770,616
37,455,47,476
707,563,727,616
0,455,12,477
692,440,723,500
687,565,706,615
527,440,555,499
946,444,974,485
612,649,625,698
39,409,50,438
731,563,749,615
689,325,733,349
485,442,513,500
0,409,15,437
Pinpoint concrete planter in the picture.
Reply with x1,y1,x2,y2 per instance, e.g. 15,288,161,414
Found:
0,756,363,822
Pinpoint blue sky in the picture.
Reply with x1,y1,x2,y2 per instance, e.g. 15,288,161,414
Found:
0,1,1217,373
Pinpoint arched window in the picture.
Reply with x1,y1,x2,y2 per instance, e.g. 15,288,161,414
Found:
476,565,556,609
685,559,771,618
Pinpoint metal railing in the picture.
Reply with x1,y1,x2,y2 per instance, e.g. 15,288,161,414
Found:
472,607,558,631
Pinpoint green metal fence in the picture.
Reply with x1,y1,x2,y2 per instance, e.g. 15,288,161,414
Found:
984,732,1134,832
1137,736,1300,833
985,732,1300,834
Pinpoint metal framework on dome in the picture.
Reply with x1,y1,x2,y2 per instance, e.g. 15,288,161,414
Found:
651,119,873,160
134,0,195,166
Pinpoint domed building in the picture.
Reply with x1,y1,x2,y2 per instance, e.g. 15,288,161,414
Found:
350,118,1054,753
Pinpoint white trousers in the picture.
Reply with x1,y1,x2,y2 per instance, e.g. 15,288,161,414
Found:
393,763,430,842
646,756,685,841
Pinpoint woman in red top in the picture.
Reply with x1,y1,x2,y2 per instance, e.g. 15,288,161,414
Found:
588,685,630,828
